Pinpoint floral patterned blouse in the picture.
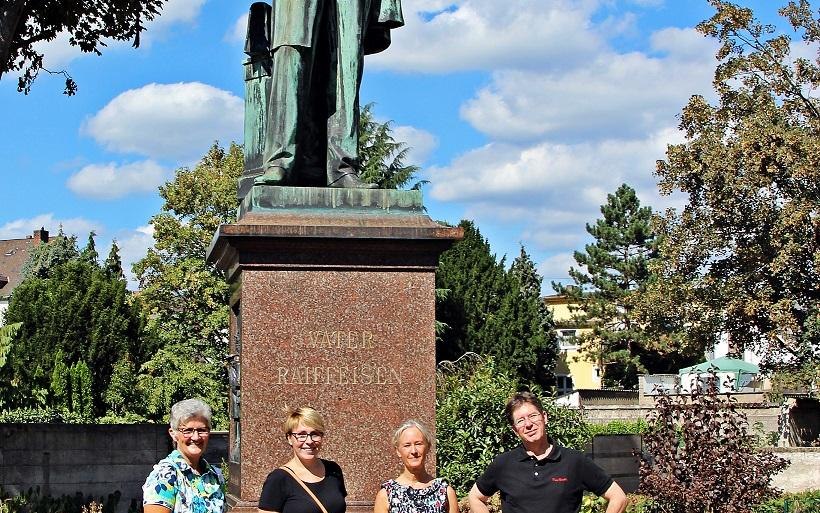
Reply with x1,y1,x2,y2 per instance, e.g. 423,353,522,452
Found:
143,450,225,513
381,478,449,513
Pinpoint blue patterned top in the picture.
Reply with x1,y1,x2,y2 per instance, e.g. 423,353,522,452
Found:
143,450,225,513
381,478,449,513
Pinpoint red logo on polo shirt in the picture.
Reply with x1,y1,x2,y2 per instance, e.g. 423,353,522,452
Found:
551,477,568,483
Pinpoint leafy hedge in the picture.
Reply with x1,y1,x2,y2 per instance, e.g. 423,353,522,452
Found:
436,357,589,495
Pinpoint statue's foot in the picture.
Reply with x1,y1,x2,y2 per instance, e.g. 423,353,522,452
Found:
328,173,378,189
254,167,287,186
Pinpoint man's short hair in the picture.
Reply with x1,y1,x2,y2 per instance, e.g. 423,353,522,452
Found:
504,391,545,426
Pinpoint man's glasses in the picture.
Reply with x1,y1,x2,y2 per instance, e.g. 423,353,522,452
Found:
289,431,324,442
513,412,543,428
177,427,211,438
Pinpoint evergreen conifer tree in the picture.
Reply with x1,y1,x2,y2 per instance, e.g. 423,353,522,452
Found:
553,184,659,388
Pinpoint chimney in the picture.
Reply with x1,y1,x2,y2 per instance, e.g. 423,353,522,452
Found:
33,227,49,245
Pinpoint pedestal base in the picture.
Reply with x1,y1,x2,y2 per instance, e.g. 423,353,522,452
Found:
208,187,461,511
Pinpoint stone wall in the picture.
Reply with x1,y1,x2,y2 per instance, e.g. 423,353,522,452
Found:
582,405,781,434
0,424,228,511
770,448,820,492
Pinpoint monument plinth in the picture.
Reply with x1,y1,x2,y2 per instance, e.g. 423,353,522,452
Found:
207,186,461,513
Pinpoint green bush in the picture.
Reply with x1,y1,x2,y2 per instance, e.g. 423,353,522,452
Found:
0,407,85,424
580,494,655,513
753,490,820,513
587,420,649,437
436,357,589,496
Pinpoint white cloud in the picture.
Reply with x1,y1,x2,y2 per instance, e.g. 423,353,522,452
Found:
227,13,249,44
143,0,207,42
83,82,243,161
393,125,438,165
113,225,156,289
460,33,716,143
369,0,607,72
538,252,579,285
0,214,101,242
67,160,170,200
428,126,684,252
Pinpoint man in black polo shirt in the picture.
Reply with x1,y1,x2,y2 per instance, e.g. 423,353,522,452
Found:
468,392,626,513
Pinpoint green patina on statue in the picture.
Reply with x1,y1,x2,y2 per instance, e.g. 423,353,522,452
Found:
242,0,403,193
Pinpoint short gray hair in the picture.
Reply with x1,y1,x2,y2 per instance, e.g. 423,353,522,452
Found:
392,419,433,448
169,398,213,429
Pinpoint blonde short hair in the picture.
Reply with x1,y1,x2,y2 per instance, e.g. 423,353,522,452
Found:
283,406,325,436
392,419,433,448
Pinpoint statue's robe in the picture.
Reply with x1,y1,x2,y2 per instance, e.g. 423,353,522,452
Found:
259,0,404,187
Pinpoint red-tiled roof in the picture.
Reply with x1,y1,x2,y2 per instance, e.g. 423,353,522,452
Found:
0,230,48,299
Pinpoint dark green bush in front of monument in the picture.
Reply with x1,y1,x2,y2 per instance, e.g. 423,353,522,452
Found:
435,356,590,496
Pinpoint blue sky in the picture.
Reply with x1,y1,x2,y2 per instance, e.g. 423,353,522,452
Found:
0,0,789,288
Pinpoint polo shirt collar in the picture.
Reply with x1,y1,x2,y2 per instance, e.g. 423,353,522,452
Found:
515,440,563,461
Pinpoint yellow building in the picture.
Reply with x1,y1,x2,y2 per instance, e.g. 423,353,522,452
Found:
544,294,601,394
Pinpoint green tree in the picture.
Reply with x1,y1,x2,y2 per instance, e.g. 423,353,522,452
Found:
436,220,509,362
436,356,589,496
650,0,820,371
104,355,139,416
358,103,425,189
69,361,93,419
436,222,558,386
50,350,70,410
133,142,242,426
20,227,79,280
1,0,167,95
3,237,143,415
80,231,98,265
104,241,125,279
483,247,559,387
553,184,669,388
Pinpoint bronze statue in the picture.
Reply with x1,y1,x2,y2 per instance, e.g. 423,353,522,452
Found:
247,0,404,189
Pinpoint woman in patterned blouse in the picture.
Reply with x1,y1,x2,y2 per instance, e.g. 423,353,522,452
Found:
373,420,458,513
143,399,225,513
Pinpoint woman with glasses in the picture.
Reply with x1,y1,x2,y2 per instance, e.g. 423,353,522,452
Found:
143,398,225,513
258,407,346,513
373,420,458,513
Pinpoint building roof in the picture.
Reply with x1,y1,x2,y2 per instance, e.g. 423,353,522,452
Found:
0,229,49,299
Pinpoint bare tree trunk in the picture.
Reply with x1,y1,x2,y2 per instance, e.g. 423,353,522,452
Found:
0,0,28,79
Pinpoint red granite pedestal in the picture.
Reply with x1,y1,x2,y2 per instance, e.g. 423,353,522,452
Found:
207,187,462,513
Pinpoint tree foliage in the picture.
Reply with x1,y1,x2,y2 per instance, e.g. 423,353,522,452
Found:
0,0,167,95
436,356,590,496
358,103,425,189
133,142,242,426
639,378,788,513
649,0,820,372
436,221,557,387
2,234,143,416
554,184,689,388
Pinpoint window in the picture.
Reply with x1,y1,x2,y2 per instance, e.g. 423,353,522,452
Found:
557,329,578,350
556,375,574,395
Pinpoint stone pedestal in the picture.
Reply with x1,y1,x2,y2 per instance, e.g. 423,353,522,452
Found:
207,187,461,513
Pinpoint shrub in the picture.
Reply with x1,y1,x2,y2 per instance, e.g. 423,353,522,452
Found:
0,407,86,424
436,356,589,496
753,490,820,513
639,379,788,513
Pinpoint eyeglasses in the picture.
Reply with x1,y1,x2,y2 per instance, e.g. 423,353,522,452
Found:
513,412,543,428
176,427,211,438
289,431,324,442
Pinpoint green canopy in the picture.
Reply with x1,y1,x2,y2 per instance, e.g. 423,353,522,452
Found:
679,356,759,375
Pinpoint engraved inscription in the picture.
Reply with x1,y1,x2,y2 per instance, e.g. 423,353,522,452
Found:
297,330,375,350
275,365,402,385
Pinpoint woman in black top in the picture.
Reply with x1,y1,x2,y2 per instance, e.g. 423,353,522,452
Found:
258,407,346,513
